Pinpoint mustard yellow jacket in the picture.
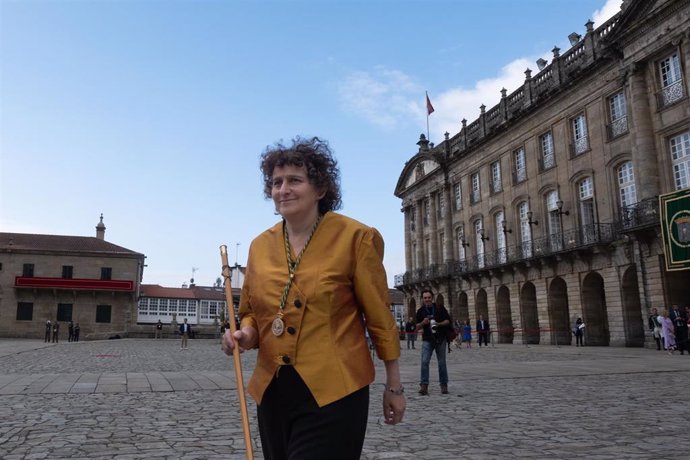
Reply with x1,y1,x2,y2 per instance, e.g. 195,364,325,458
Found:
239,212,400,407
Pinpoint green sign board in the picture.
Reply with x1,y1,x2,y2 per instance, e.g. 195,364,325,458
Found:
660,189,690,271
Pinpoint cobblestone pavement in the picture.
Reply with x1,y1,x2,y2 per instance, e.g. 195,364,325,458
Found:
1,338,689,459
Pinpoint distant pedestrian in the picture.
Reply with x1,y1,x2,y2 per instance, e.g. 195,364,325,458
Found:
68,321,74,342
648,307,662,350
179,318,192,349
659,310,676,355
52,322,60,343
669,304,688,355
44,320,52,343
462,319,472,348
73,323,80,342
404,317,417,349
476,315,490,347
154,320,163,339
573,318,585,347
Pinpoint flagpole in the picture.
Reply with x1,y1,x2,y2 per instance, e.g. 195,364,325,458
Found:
426,91,430,141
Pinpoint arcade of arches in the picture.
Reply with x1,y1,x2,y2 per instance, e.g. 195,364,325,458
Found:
402,265,689,347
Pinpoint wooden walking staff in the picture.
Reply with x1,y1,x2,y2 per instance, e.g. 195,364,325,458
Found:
220,245,254,460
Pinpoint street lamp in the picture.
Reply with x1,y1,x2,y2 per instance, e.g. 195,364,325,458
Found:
553,199,569,249
478,228,490,241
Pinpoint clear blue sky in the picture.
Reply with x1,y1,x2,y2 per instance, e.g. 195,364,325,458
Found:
0,0,621,287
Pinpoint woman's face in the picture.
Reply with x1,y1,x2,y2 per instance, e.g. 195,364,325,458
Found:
271,164,325,222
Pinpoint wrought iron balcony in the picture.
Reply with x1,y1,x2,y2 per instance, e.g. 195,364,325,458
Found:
538,154,556,172
606,116,628,141
657,80,685,109
616,197,659,231
394,224,615,286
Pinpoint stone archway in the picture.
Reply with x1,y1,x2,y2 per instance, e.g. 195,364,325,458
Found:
582,272,610,346
496,285,513,343
457,292,469,323
621,266,644,347
548,277,570,346
520,282,539,344
475,289,488,321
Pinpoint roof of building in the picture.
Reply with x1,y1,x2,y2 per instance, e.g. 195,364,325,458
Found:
0,232,144,256
389,288,404,304
142,284,403,304
141,284,230,300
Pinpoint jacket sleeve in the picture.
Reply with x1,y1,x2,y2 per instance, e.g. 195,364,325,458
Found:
352,227,400,361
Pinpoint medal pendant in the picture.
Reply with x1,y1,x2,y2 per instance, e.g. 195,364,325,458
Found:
272,317,285,336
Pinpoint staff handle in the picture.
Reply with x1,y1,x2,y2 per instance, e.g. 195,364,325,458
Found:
220,245,254,460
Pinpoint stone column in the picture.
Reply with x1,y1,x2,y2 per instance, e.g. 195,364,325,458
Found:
510,281,524,345
428,193,439,265
629,64,660,200
443,184,455,263
602,266,625,347
404,206,413,270
415,199,424,270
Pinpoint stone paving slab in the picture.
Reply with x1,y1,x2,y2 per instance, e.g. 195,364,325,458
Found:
1,338,689,459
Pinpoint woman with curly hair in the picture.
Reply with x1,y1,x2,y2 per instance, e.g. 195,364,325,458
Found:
222,136,405,459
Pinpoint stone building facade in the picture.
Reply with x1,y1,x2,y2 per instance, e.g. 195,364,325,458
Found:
0,216,146,340
394,0,690,347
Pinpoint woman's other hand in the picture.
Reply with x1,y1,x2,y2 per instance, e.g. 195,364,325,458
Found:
221,326,258,356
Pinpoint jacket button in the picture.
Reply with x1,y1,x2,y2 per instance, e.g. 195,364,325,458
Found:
287,327,296,335
282,355,291,364
294,299,302,308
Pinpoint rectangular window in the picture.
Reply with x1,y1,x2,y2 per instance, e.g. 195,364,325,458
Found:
514,148,526,183
660,52,682,87
658,52,684,107
470,173,480,203
57,303,73,322
101,267,112,280
62,265,73,279
23,264,34,277
670,131,690,190
16,302,33,321
608,92,628,139
410,206,416,232
540,132,555,170
490,161,502,193
572,114,588,155
453,183,462,210
96,305,112,323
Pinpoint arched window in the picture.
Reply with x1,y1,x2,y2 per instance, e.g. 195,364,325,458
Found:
474,219,484,268
518,201,532,257
546,191,562,251
495,211,507,263
456,226,466,261
670,131,690,190
617,161,637,209
578,177,596,243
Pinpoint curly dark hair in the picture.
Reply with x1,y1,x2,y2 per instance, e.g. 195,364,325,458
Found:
260,136,342,214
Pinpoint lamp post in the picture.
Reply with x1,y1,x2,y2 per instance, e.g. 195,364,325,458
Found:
478,228,489,267
554,199,569,248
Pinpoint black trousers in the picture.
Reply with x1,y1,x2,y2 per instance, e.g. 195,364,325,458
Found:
257,366,369,460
